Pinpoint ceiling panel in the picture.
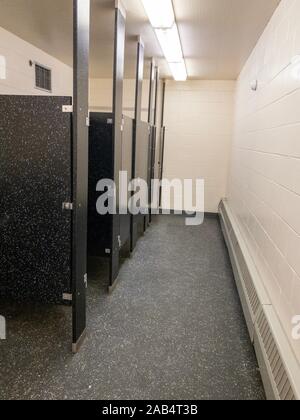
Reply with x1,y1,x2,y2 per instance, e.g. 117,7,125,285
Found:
0,0,281,80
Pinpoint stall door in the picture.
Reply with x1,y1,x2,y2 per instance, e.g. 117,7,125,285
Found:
131,120,150,249
119,116,133,249
88,113,113,257
0,95,73,303
148,126,156,224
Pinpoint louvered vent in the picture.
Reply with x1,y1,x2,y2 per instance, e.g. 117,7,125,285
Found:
219,199,300,400
35,64,52,92
220,200,260,320
256,309,295,400
240,257,260,318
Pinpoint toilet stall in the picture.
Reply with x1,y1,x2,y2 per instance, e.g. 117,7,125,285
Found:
0,0,90,353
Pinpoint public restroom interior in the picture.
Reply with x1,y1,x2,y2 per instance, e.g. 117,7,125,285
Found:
0,0,300,401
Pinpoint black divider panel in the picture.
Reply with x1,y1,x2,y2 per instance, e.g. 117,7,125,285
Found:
0,95,72,303
88,114,133,264
88,113,113,257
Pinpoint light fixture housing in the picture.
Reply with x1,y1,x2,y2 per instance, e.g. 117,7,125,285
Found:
168,61,187,81
141,0,188,81
141,0,175,29
155,24,183,63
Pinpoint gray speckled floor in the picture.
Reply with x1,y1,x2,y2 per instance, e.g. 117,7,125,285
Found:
0,216,265,400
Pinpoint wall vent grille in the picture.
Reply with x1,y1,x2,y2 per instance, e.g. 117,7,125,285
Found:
219,199,300,401
220,200,260,322
256,310,295,401
241,260,260,318
35,64,52,92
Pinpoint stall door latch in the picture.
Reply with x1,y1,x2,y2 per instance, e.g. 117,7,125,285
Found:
84,274,88,289
62,202,74,211
63,293,72,302
62,105,73,113
118,235,122,249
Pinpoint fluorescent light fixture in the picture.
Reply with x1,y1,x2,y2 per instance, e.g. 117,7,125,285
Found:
141,0,175,29
141,0,188,81
168,61,187,81
155,24,183,62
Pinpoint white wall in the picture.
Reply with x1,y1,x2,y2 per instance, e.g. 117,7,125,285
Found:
162,80,235,213
89,78,151,122
0,26,72,96
227,0,300,360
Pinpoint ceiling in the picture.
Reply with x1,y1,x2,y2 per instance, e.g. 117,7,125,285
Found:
0,0,281,79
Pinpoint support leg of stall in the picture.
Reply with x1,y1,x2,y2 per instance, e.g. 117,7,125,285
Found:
72,0,90,353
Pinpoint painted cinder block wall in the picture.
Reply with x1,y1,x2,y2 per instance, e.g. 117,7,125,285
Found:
227,0,300,360
89,78,153,122
162,80,235,213
0,26,72,96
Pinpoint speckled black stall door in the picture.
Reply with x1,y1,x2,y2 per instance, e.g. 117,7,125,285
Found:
0,96,72,303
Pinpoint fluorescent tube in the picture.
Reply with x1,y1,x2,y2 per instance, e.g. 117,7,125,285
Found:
155,24,183,62
141,0,188,81
141,0,175,29
168,61,187,81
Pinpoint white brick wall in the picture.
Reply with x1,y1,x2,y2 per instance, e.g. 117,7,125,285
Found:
227,0,300,361
163,80,235,213
0,26,72,96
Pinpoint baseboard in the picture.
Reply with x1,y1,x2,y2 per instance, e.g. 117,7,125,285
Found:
219,199,300,401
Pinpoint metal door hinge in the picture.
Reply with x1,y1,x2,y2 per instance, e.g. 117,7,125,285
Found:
121,117,125,132
118,235,122,249
62,202,74,211
84,274,88,289
62,105,73,113
86,117,90,127
63,293,72,302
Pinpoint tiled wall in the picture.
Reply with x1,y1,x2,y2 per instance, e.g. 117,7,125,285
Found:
227,0,300,360
0,26,72,96
162,80,235,213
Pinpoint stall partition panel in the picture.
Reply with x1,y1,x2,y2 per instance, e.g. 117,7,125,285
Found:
88,113,113,257
159,126,166,207
120,116,133,249
132,120,150,244
0,95,73,303
148,125,156,223
88,113,133,282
